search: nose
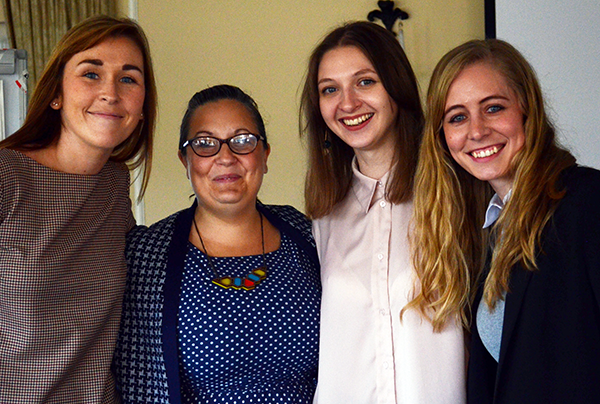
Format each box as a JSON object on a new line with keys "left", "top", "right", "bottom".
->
{"left": 100, "top": 80, "right": 119, "bottom": 104}
{"left": 214, "top": 141, "right": 237, "bottom": 165}
{"left": 339, "top": 88, "right": 361, "bottom": 112}
{"left": 469, "top": 114, "right": 490, "bottom": 140}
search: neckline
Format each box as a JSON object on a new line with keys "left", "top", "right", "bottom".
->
{"left": 5, "top": 148, "right": 111, "bottom": 177}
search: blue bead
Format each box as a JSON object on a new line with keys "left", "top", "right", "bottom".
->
{"left": 234, "top": 277, "right": 242, "bottom": 286}
{"left": 248, "top": 274, "right": 260, "bottom": 282}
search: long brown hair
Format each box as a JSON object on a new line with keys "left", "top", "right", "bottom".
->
{"left": 409, "top": 39, "right": 575, "bottom": 331}
{"left": 0, "top": 15, "right": 157, "bottom": 198}
{"left": 300, "top": 21, "right": 423, "bottom": 218}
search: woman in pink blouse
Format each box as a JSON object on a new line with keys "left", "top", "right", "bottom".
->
{"left": 300, "top": 21, "right": 466, "bottom": 403}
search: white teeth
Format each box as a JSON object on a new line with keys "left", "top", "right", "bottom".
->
{"left": 342, "top": 113, "right": 373, "bottom": 126}
{"left": 471, "top": 146, "right": 499, "bottom": 158}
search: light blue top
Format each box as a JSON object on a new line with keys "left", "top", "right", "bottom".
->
{"left": 477, "top": 191, "right": 511, "bottom": 362}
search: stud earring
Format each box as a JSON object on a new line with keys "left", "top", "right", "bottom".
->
{"left": 140, "top": 113, "right": 144, "bottom": 119}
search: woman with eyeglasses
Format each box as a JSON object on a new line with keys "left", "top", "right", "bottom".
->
{"left": 114, "top": 84, "right": 320, "bottom": 403}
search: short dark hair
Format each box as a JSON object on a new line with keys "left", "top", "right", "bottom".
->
{"left": 300, "top": 21, "right": 423, "bottom": 218}
{"left": 179, "top": 84, "right": 267, "bottom": 155}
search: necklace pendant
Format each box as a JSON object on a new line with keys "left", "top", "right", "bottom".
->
{"left": 211, "top": 266, "right": 268, "bottom": 291}
{"left": 212, "top": 277, "right": 234, "bottom": 289}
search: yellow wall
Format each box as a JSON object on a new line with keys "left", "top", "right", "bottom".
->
{"left": 120, "top": 0, "right": 484, "bottom": 224}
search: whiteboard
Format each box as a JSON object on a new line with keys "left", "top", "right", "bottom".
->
{"left": 489, "top": 0, "right": 600, "bottom": 169}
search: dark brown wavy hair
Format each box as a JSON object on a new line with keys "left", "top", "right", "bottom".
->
{"left": 300, "top": 21, "right": 423, "bottom": 218}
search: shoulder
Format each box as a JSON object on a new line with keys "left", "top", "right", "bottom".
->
{"left": 259, "top": 203, "right": 313, "bottom": 242}
{"left": 127, "top": 207, "right": 190, "bottom": 250}
{"left": 0, "top": 150, "right": 30, "bottom": 215}
{"left": 103, "top": 160, "right": 131, "bottom": 184}
{"left": 558, "top": 165, "right": 600, "bottom": 208}
{"left": 544, "top": 165, "right": 600, "bottom": 236}
{"left": 260, "top": 202, "right": 320, "bottom": 270}
{"left": 0, "top": 148, "right": 27, "bottom": 173}
{"left": 562, "top": 165, "right": 600, "bottom": 190}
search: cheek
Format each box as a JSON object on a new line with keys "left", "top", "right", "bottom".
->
{"left": 188, "top": 159, "right": 212, "bottom": 181}
{"left": 442, "top": 126, "right": 460, "bottom": 152}
{"left": 134, "top": 88, "right": 146, "bottom": 111}
{"left": 510, "top": 122, "right": 526, "bottom": 151}
{"left": 319, "top": 98, "right": 335, "bottom": 123}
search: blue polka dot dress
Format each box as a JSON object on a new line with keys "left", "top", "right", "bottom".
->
{"left": 178, "top": 232, "right": 320, "bottom": 403}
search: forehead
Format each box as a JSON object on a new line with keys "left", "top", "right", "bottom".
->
{"left": 318, "top": 45, "right": 375, "bottom": 79}
{"left": 445, "top": 61, "right": 514, "bottom": 104}
{"left": 189, "top": 99, "right": 258, "bottom": 136}
{"left": 65, "top": 36, "right": 144, "bottom": 69}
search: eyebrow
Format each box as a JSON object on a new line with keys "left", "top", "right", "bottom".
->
{"left": 444, "top": 94, "right": 510, "bottom": 116}
{"left": 194, "top": 128, "right": 255, "bottom": 137}
{"left": 77, "top": 59, "right": 143, "bottom": 74}
{"left": 317, "top": 68, "right": 378, "bottom": 86}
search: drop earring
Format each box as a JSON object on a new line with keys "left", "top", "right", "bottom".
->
{"left": 323, "top": 132, "right": 332, "bottom": 155}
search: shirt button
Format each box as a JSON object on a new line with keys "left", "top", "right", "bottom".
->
{"left": 379, "top": 201, "right": 386, "bottom": 208}
{"left": 377, "top": 253, "right": 384, "bottom": 260}
{"left": 380, "top": 309, "right": 387, "bottom": 316}
{"left": 383, "top": 361, "right": 389, "bottom": 369}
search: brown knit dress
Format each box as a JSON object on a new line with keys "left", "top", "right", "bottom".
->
{"left": 0, "top": 148, "right": 134, "bottom": 403}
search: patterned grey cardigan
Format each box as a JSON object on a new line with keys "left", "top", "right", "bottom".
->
{"left": 113, "top": 201, "right": 319, "bottom": 404}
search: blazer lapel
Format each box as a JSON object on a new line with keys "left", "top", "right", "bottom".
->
{"left": 161, "top": 201, "right": 197, "bottom": 404}
{"left": 494, "top": 266, "right": 533, "bottom": 395}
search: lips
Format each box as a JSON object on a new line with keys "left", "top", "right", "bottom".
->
{"left": 470, "top": 145, "right": 502, "bottom": 159}
{"left": 341, "top": 113, "right": 373, "bottom": 127}
{"left": 213, "top": 174, "right": 241, "bottom": 182}
{"left": 88, "top": 111, "right": 123, "bottom": 119}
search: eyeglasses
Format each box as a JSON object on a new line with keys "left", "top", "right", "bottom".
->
{"left": 182, "top": 133, "right": 265, "bottom": 157}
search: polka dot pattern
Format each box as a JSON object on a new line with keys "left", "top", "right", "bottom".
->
{"left": 114, "top": 204, "right": 320, "bottom": 403}
{"left": 178, "top": 231, "right": 320, "bottom": 403}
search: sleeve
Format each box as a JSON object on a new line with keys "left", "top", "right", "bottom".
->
{"left": 560, "top": 167, "right": 600, "bottom": 312}
{"left": 580, "top": 173, "right": 600, "bottom": 310}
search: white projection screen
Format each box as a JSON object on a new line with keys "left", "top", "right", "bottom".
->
{"left": 487, "top": 0, "right": 600, "bottom": 169}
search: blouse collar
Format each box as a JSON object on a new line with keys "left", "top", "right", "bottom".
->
{"left": 483, "top": 189, "right": 512, "bottom": 229}
{"left": 350, "top": 156, "right": 391, "bottom": 213}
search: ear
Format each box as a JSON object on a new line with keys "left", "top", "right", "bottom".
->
{"left": 178, "top": 150, "right": 190, "bottom": 179}
{"left": 262, "top": 143, "right": 271, "bottom": 174}
{"left": 50, "top": 95, "right": 62, "bottom": 110}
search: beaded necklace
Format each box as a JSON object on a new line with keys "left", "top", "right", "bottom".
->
{"left": 192, "top": 212, "right": 267, "bottom": 290}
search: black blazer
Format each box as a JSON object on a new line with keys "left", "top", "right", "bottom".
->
{"left": 468, "top": 166, "right": 600, "bottom": 404}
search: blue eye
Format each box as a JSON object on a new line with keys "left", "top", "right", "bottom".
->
{"left": 121, "top": 76, "right": 136, "bottom": 84}
{"left": 487, "top": 105, "right": 504, "bottom": 113}
{"left": 84, "top": 72, "right": 99, "bottom": 79}
{"left": 359, "top": 78, "right": 375, "bottom": 86}
{"left": 321, "top": 87, "right": 337, "bottom": 95}
{"left": 449, "top": 114, "right": 466, "bottom": 124}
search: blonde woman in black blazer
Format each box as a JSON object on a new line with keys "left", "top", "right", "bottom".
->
{"left": 410, "top": 39, "right": 600, "bottom": 404}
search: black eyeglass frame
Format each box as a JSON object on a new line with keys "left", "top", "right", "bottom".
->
{"left": 181, "top": 133, "right": 267, "bottom": 157}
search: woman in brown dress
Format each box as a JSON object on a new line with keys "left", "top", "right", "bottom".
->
{"left": 0, "top": 16, "right": 156, "bottom": 403}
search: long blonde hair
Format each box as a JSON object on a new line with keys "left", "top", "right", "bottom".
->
{"left": 408, "top": 39, "right": 575, "bottom": 331}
